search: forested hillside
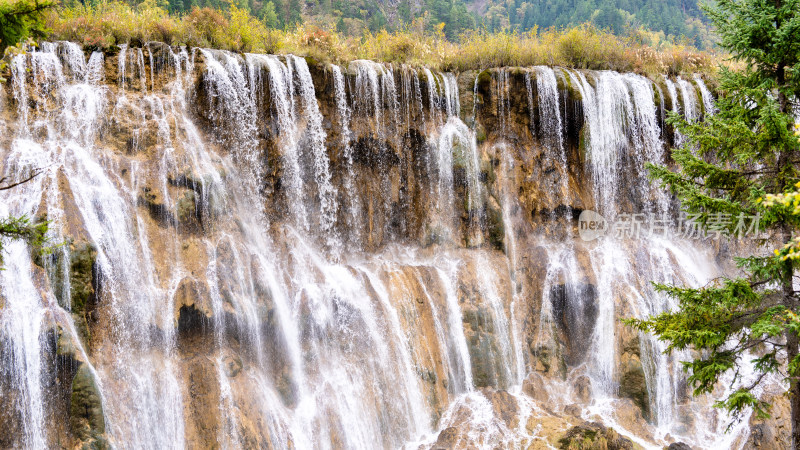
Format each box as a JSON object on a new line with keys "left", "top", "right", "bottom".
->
{"left": 470, "top": 0, "right": 712, "bottom": 46}
{"left": 56, "top": 0, "right": 713, "bottom": 48}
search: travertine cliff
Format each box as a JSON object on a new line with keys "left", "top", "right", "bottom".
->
{"left": 0, "top": 41, "right": 785, "bottom": 449}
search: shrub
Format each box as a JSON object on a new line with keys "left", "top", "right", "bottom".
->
{"left": 554, "top": 25, "right": 628, "bottom": 70}
{"left": 184, "top": 7, "right": 229, "bottom": 49}
{"left": 227, "top": 5, "right": 266, "bottom": 52}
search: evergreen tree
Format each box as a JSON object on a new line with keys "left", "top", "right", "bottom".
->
{"left": 594, "top": 1, "right": 624, "bottom": 33}
{"left": 398, "top": 0, "right": 412, "bottom": 24}
{"left": 628, "top": 0, "right": 800, "bottom": 442}
{"left": 286, "top": 0, "right": 302, "bottom": 26}
{"left": 258, "top": 0, "right": 278, "bottom": 27}
{"left": 167, "top": 0, "right": 185, "bottom": 14}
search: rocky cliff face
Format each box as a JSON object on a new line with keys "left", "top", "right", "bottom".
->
{"left": 0, "top": 41, "right": 786, "bottom": 449}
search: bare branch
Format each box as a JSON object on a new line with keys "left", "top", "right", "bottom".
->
{"left": 0, "top": 168, "right": 44, "bottom": 191}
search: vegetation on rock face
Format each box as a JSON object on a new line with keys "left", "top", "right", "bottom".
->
{"left": 34, "top": 0, "right": 717, "bottom": 76}
{"left": 0, "top": 171, "right": 49, "bottom": 267}
{"left": 0, "top": 215, "right": 48, "bottom": 263}
{"left": 44, "top": 239, "right": 98, "bottom": 345}
{"left": 628, "top": 0, "right": 800, "bottom": 443}
{"left": 70, "top": 364, "right": 108, "bottom": 448}
{"left": 558, "top": 422, "right": 634, "bottom": 450}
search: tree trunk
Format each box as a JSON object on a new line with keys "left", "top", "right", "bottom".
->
{"left": 788, "top": 330, "right": 800, "bottom": 449}
{"left": 775, "top": 20, "right": 799, "bottom": 441}
{"left": 783, "top": 257, "right": 799, "bottom": 448}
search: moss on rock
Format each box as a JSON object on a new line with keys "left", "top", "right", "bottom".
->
{"left": 485, "top": 197, "right": 505, "bottom": 251}
{"left": 68, "top": 242, "right": 97, "bottom": 316}
{"left": 619, "top": 336, "right": 651, "bottom": 421}
{"left": 558, "top": 422, "right": 634, "bottom": 450}
{"left": 42, "top": 240, "right": 98, "bottom": 346}
{"left": 70, "top": 365, "right": 108, "bottom": 449}
{"left": 177, "top": 190, "right": 200, "bottom": 231}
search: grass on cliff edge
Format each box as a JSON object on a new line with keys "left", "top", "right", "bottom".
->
{"left": 43, "top": 1, "right": 717, "bottom": 77}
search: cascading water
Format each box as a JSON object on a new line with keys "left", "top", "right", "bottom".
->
{"left": 622, "top": 73, "right": 671, "bottom": 214}
{"left": 437, "top": 117, "right": 482, "bottom": 239}
{"left": 694, "top": 75, "right": 716, "bottom": 117}
{"left": 663, "top": 76, "right": 685, "bottom": 146}
{"left": 533, "top": 66, "right": 564, "bottom": 156}
{"left": 3, "top": 43, "right": 189, "bottom": 448}
{"left": 0, "top": 142, "right": 50, "bottom": 450}
{"left": 331, "top": 65, "right": 361, "bottom": 245}
{"left": 491, "top": 70, "right": 527, "bottom": 390}
{"left": 677, "top": 76, "right": 699, "bottom": 123}
{"left": 0, "top": 43, "right": 769, "bottom": 450}
{"left": 288, "top": 55, "right": 339, "bottom": 254}
{"left": 260, "top": 54, "right": 307, "bottom": 230}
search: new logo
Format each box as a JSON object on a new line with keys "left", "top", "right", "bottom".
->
{"left": 578, "top": 210, "right": 607, "bottom": 241}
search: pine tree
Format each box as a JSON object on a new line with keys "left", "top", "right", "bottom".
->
{"left": 286, "top": 0, "right": 302, "bottom": 26}
{"left": 258, "top": 0, "right": 278, "bottom": 27}
{"left": 627, "top": 0, "right": 800, "bottom": 442}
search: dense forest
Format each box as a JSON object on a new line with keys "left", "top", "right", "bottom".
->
{"left": 54, "top": 0, "right": 713, "bottom": 48}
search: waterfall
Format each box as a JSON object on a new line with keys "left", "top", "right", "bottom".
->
{"left": 352, "top": 60, "right": 383, "bottom": 128}
{"left": 435, "top": 116, "right": 479, "bottom": 237}
{"left": 422, "top": 68, "right": 441, "bottom": 124}
{"left": 533, "top": 66, "right": 565, "bottom": 156}
{"left": 382, "top": 64, "right": 402, "bottom": 145}
{"left": 677, "top": 76, "right": 699, "bottom": 122}
{"left": 5, "top": 43, "right": 189, "bottom": 448}
{"left": 622, "top": 73, "right": 670, "bottom": 214}
{"left": 118, "top": 44, "right": 128, "bottom": 90}
{"left": 331, "top": 65, "right": 361, "bottom": 244}
{"left": 435, "top": 261, "right": 474, "bottom": 392}
{"left": 288, "top": 55, "right": 339, "bottom": 254}
{"left": 1, "top": 44, "right": 765, "bottom": 450}
{"left": 564, "top": 70, "right": 616, "bottom": 215}
{"left": 438, "top": 117, "right": 482, "bottom": 227}
{"left": 623, "top": 74, "right": 662, "bottom": 157}
{"left": 663, "top": 76, "right": 684, "bottom": 145}
{"left": 694, "top": 75, "right": 716, "bottom": 117}
{"left": 525, "top": 72, "right": 537, "bottom": 138}
{"left": 412, "top": 68, "right": 426, "bottom": 125}
{"left": 440, "top": 72, "right": 459, "bottom": 118}
{"left": 198, "top": 52, "right": 309, "bottom": 446}
{"left": 0, "top": 149, "right": 49, "bottom": 449}
{"left": 435, "top": 121, "right": 456, "bottom": 234}
{"left": 491, "top": 69, "right": 526, "bottom": 389}
{"left": 546, "top": 68, "right": 752, "bottom": 445}
{"left": 262, "top": 54, "right": 307, "bottom": 229}
{"left": 529, "top": 66, "right": 572, "bottom": 218}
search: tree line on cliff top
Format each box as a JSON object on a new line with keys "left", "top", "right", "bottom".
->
{"left": 160, "top": 0, "right": 713, "bottom": 48}
{"left": 2, "top": 0, "right": 713, "bottom": 50}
